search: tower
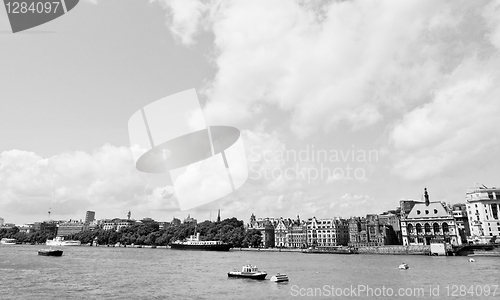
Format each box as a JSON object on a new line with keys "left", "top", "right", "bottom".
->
{"left": 424, "top": 188, "right": 430, "bottom": 206}
{"left": 127, "top": 211, "right": 131, "bottom": 220}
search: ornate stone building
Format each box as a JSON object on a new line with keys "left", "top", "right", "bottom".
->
{"left": 306, "top": 217, "right": 349, "bottom": 247}
{"left": 400, "top": 188, "right": 460, "bottom": 246}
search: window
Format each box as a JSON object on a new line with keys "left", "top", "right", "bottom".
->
{"left": 407, "top": 224, "right": 414, "bottom": 234}
{"left": 425, "top": 210, "right": 429, "bottom": 214}
{"left": 425, "top": 223, "right": 431, "bottom": 233}
{"left": 442, "top": 223, "right": 449, "bottom": 233}
{"left": 417, "top": 210, "right": 421, "bottom": 215}
{"left": 416, "top": 224, "right": 422, "bottom": 233}
{"left": 433, "top": 223, "right": 440, "bottom": 233}
{"left": 434, "top": 209, "right": 438, "bottom": 214}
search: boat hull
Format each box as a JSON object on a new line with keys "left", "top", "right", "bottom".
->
{"left": 38, "top": 249, "right": 63, "bottom": 257}
{"left": 170, "top": 243, "right": 231, "bottom": 251}
{"left": 227, "top": 273, "right": 267, "bottom": 280}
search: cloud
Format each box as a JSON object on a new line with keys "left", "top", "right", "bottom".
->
{"left": 0, "top": 144, "right": 177, "bottom": 220}
{"left": 390, "top": 56, "right": 500, "bottom": 180}
{"left": 153, "top": 0, "right": 208, "bottom": 45}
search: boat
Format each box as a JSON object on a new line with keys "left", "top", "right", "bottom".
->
{"left": 38, "top": 249, "right": 63, "bottom": 257}
{"left": 469, "top": 258, "right": 475, "bottom": 262}
{"left": 398, "top": 263, "right": 409, "bottom": 269}
{"left": 170, "top": 233, "right": 231, "bottom": 251}
{"left": 302, "top": 246, "right": 356, "bottom": 254}
{"left": 270, "top": 273, "right": 289, "bottom": 282}
{"left": 46, "top": 236, "right": 81, "bottom": 246}
{"left": 0, "top": 238, "right": 17, "bottom": 245}
{"left": 228, "top": 265, "right": 267, "bottom": 280}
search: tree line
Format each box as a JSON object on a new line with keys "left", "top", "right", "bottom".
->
{"left": 1, "top": 218, "right": 262, "bottom": 248}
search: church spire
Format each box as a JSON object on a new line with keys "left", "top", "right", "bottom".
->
{"left": 217, "top": 209, "right": 221, "bottom": 223}
{"left": 424, "top": 188, "right": 430, "bottom": 206}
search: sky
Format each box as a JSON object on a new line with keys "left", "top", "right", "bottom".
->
{"left": 1, "top": 0, "right": 500, "bottom": 225}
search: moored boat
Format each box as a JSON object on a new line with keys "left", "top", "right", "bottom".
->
{"left": 46, "top": 236, "right": 81, "bottom": 246}
{"left": 0, "top": 238, "right": 17, "bottom": 245}
{"left": 38, "top": 249, "right": 63, "bottom": 256}
{"left": 170, "top": 233, "right": 231, "bottom": 251}
{"left": 228, "top": 265, "right": 267, "bottom": 280}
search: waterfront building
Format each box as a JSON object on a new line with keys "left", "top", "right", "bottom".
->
{"left": 465, "top": 185, "right": 500, "bottom": 244}
{"left": 400, "top": 188, "right": 460, "bottom": 246}
{"left": 247, "top": 214, "right": 275, "bottom": 248}
{"left": 34, "top": 221, "right": 58, "bottom": 236}
{"left": 85, "top": 211, "right": 95, "bottom": 224}
{"left": 57, "top": 220, "right": 85, "bottom": 237}
{"left": 306, "top": 217, "right": 349, "bottom": 248}
{"left": 349, "top": 215, "right": 399, "bottom": 247}
{"left": 102, "top": 218, "right": 135, "bottom": 231}
{"left": 451, "top": 203, "right": 470, "bottom": 243}
{"left": 286, "top": 216, "right": 307, "bottom": 248}
{"left": 274, "top": 217, "right": 290, "bottom": 247}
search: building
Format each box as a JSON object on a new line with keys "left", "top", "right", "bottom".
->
{"left": 400, "top": 188, "right": 460, "bottom": 246}
{"left": 274, "top": 217, "right": 289, "bottom": 247}
{"left": 57, "top": 220, "right": 85, "bottom": 237}
{"left": 306, "top": 217, "right": 349, "bottom": 248}
{"left": 451, "top": 203, "right": 470, "bottom": 244}
{"left": 247, "top": 214, "right": 275, "bottom": 248}
{"left": 466, "top": 185, "right": 500, "bottom": 244}
{"left": 286, "top": 216, "right": 307, "bottom": 248}
{"left": 349, "top": 215, "right": 400, "bottom": 247}
{"left": 18, "top": 223, "right": 34, "bottom": 234}
{"left": 171, "top": 217, "right": 181, "bottom": 226}
{"left": 102, "top": 218, "right": 134, "bottom": 231}
{"left": 183, "top": 215, "right": 197, "bottom": 225}
{"left": 85, "top": 211, "right": 95, "bottom": 224}
{"left": 34, "top": 221, "right": 58, "bottom": 236}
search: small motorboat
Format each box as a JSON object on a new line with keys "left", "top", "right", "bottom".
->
{"left": 398, "top": 263, "right": 409, "bottom": 269}
{"left": 38, "top": 249, "right": 63, "bottom": 257}
{"left": 469, "top": 258, "right": 475, "bottom": 262}
{"left": 228, "top": 265, "right": 267, "bottom": 280}
{"left": 270, "top": 273, "right": 289, "bottom": 282}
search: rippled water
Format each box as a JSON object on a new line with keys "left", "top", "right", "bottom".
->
{"left": 0, "top": 245, "right": 499, "bottom": 299}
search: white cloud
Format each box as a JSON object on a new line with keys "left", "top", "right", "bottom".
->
{"left": 153, "top": 0, "right": 208, "bottom": 45}
{"left": 390, "top": 57, "right": 500, "bottom": 180}
{"left": 0, "top": 144, "right": 177, "bottom": 220}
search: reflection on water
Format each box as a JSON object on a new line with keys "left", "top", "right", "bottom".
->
{"left": 0, "top": 245, "right": 499, "bottom": 299}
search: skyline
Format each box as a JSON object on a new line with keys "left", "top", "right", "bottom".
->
{"left": 1, "top": 1, "right": 500, "bottom": 224}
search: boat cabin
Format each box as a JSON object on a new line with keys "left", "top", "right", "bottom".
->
{"left": 242, "top": 265, "right": 259, "bottom": 273}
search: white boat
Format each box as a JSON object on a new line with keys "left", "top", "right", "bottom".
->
{"left": 46, "top": 237, "right": 81, "bottom": 246}
{"left": 0, "top": 238, "right": 17, "bottom": 245}
{"left": 398, "top": 263, "right": 409, "bottom": 269}
{"left": 270, "top": 273, "right": 289, "bottom": 282}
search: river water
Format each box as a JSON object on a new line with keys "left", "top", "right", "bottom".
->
{"left": 0, "top": 245, "right": 499, "bottom": 299}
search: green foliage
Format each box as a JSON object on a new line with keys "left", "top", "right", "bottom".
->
{"left": 60, "top": 218, "right": 256, "bottom": 247}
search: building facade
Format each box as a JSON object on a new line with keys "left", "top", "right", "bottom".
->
{"left": 57, "top": 220, "right": 85, "bottom": 237}
{"left": 400, "top": 189, "right": 460, "bottom": 246}
{"left": 85, "top": 211, "right": 95, "bottom": 224}
{"left": 248, "top": 214, "right": 275, "bottom": 248}
{"left": 306, "top": 217, "right": 349, "bottom": 247}
{"left": 466, "top": 185, "right": 500, "bottom": 243}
